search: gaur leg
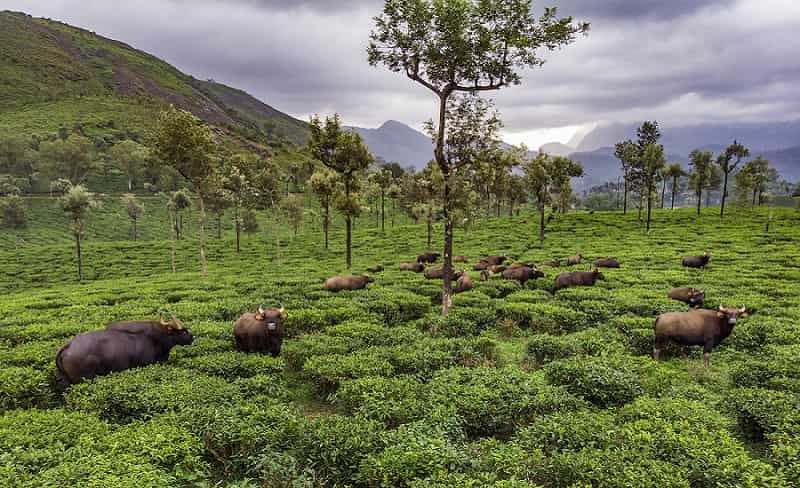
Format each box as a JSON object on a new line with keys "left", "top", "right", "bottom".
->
{"left": 703, "top": 341, "right": 713, "bottom": 367}
{"left": 653, "top": 336, "right": 666, "bottom": 361}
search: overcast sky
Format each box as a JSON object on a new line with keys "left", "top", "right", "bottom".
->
{"left": 4, "top": 0, "right": 800, "bottom": 148}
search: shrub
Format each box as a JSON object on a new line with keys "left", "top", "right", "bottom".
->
{"left": 357, "top": 421, "right": 464, "bottom": 488}
{"left": 303, "top": 351, "right": 395, "bottom": 393}
{"left": 334, "top": 376, "right": 428, "bottom": 427}
{"left": 527, "top": 327, "right": 625, "bottom": 364}
{"left": 418, "top": 306, "right": 497, "bottom": 337}
{"left": 0, "top": 366, "right": 55, "bottom": 412}
{"left": 543, "top": 357, "right": 643, "bottom": 407}
{"left": 497, "top": 302, "right": 591, "bottom": 334}
{"left": 302, "top": 415, "right": 385, "bottom": 485}
{"left": 65, "top": 365, "right": 244, "bottom": 422}
{"left": 0, "top": 195, "right": 28, "bottom": 228}
{"left": 177, "top": 351, "right": 285, "bottom": 379}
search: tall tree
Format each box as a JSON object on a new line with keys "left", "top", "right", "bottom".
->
{"left": 121, "top": 194, "right": 144, "bottom": 241}
{"left": 39, "top": 135, "right": 100, "bottom": 185}
{"left": 308, "top": 115, "right": 373, "bottom": 269}
{"left": 665, "top": 163, "right": 686, "bottom": 210}
{"left": 369, "top": 0, "right": 587, "bottom": 315}
{"left": 370, "top": 168, "right": 393, "bottom": 232}
{"left": 689, "top": 150, "right": 713, "bottom": 215}
{"left": 61, "top": 185, "right": 96, "bottom": 281}
{"left": 388, "top": 183, "right": 401, "bottom": 227}
{"left": 524, "top": 153, "right": 552, "bottom": 246}
{"left": 309, "top": 168, "right": 338, "bottom": 249}
{"left": 635, "top": 144, "right": 666, "bottom": 232}
{"left": 152, "top": 107, "right": 217, "bottom": 278}
{"left": 108, "top": 140, "right": 149, "bottom": 191}
{"left": 283, "top": 194, "right": 304, "bottom": 237}
{"left": 221, "top": 154, "right": 260, "bottom": 253}
{"left": 167, "top": 189, "right": 192, "bottom": 241}
{"left": 614, "top": 140, "right": 638, "bottom": 214}
{"left": 716, "top": 140, "right": 750, "bottom": 219}
{"left": 548, "top": 154, "right": 584, "bottom": 215}
{"left": 0, "top": 136, "right": 35, "bottom": 183}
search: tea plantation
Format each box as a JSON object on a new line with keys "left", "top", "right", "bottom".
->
{"left": 1, "top": 207, "right": 799, "bottom": 487}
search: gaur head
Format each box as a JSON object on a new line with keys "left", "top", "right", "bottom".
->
{"left": 688, "top": 289, "right": 706, "bottom": 305}
{"left": 365, "top": 275, "right": 376, "bottom": 284}
{"left": 593, "top": 269, "right": 605, "bottom": 280}
{"left": 256, "top": 305, "right": 287, "bottom": 333}
{"left": 717, "top": 305, "right": 748, "bottom": 326}
{"left": 158, "top": 315, "right": 194, "bottom": 345}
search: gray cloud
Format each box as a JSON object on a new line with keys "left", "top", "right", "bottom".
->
{"left": 4, "top": 0, "right": 800, "bottom": 144}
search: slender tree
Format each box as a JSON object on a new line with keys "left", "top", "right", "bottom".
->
{"left": 283, "top": 193, "right": 304, "bottom": 237}
{"left": 387, "top": 183, "right": 401, "bottom": 227}
{"left": 370, "top": 168, "right": 393, "bottom": 232}
{"left": 121, "top": 194, "right": 144, "bottom": 241}
{"left": 309, "top": 168, "right": 338, "bottom": 249}
{"left": 152, "top": 107, "right": 217, "bottom": 278}
{"left": 61, "top": 185, "right": 96, "bottom": 281}
{"left": 716, "top": 140, "right": 750, "bottom": 219}
{"left": 369, "top": 0, "right": 587, "bottom": 315}
{"left": 308, "top": 115, "right": 373, "bottom": 269}
{"left": 221, "top": 154, "right": 260, "bottom": 252}
{"left": 665, "top": 163, "right": 686, "bottom": 210}
{"left": 108, "top": 140, "right": 149, "bottom": 192}
{"left": 167, "top": 189, "right": 192, "bottom": 240}
{"left": 689, "top": 150, "right": 714, "bottom": 215}
{"left": 635, "top": 144, "right": 666, "bottom": 232}
{"left": 524, "top": 153, "right": 551, "bottom": 246}
{"left": 39, "top": 135, "right": 100, "bottom": 186}
{"left": 614, "top": 140, "right": 638, "bottom": 214}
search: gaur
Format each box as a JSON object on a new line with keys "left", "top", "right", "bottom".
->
{"left": 682, "top": 252, "right": 711, "bottom": 268}
{"left": 479, "top": 270, "right": 491, "bottom": 282}
{"left": 474, "top": 260, "right": 490, "bottom": 271}
{"left": 668, "top": 287, "right": 706, "bottom": 308}
{"left": 56, "top": 316, "right": 193, "bottom": 385}
{"left": 367, "top": 265, "right": 385, "bottom": 273}
{"left": 234, "top": 306, "right": 286, "bottom": 356}
{"left": 502, "top": 266, "right": 545, "bottom": 285}
{"left": 594, "top": 258, "right": 620, "bottom": 268}
{"left": 489, "top": 265, "right": 507, "bottom": 274}
{"left": 454, "top": 256, "right": 469, "bottom": 263}
{"left": 324, "top": 275, "right": 375, "bottom": 292}
{"left": 509, "top": 262, "right": 535, "bottom": 270}
{"left": 554, "top": 269, "right": 604, "bottom": 292}
{"left": 454, "top": 273, "right": 473, "bottom": 293}
{"left": 424, "top": 267, "right": 464, "bottom": 280}
{"left": 417, "top": 252, "right": 441, "bottom": 264}
{"left": 400, "top": 262, "right": 425, "bottom": 272}
{"left": 543, "top": 260, "right": 561, "bottom": 267}
{"left": 653, "top": 306, "right": 748, "bottom": 367}
{"left": 567, "top": 254, "right": 583, "bottom": 266}
{"left": 482, "top": 255, "right": 506, "bottom": 266}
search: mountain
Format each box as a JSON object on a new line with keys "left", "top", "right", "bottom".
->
{"left": 539, "top": 142, "right": 574, "bottom": 157}
{"left": 570, "top": 147, "right": 689, "bottom": 191}
{"left": 760, "top": 146, "right": 800, "bottom": 182}
{"left": 0, "top": 10, "right": 308, "bottom": 147}
{"left": 350, "top": 120, "right": 434, "bottom": 169}
{"left": 577, "top": 120, "right": 800, "bottom": 155}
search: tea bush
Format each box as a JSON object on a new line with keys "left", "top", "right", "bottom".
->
{"left": 1, "top": 208, "right": 798, "bottom": 485}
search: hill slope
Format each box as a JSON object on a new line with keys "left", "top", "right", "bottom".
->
{"left": 0, "top": 10, "right": 308, "bottom": 145}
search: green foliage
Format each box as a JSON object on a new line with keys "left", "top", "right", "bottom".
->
{"left": 0, "top": 195, "right": 28, "bottom": 228}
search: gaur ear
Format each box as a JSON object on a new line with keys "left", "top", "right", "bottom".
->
{"left": 719, "top": 305, "right": 725, "bottom": 312}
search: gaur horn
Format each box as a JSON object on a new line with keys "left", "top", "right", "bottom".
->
{"left": 170, "top": 313, "right": 184, "bottom": 330}
{"left": 739, "top": 306, "right": 747, "bottom": 313}
{"left": 719, "top": 305, "right": 725, "bottom": 311}
{"left": 278, "top": 303, "right": 287, "bottom": 319}
{"left": 258, "top": 306, "right": 265, "bottom": 315}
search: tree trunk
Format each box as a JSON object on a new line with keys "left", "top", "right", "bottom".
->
{"left": 720, "top": 171, "right": 729, "bottom": 219}
{"left": 235, "top": 206, "right": 241, "bottom": 253}
{"left": 671, "top": 177, "right": 678, "bottom": 210}
{"left": 381, "top": 189, "right": 385, "bottom": 233}
{"left": 275, "top": 205, "right": 282, "bottom": 266}
{"left": 345, "top": 182, "right": 352, "bottom": 269}
{"left": 323, "top": 196, "right": 330, "bottom": 250}
{"left": 752, "top": 188, "right": 758, "bottom": 207}
{"left": 198, "top": 193, "right": 208, "bottom": 278}
{"left": 696, "top": 189, "right": 702, "bottom": 215}
{"left": 441, "top": 173, "right": 453, "bottom": 317}
{"left": 216, "top": 214, "right": 222, "bottom": 240}
{"left": 75, "top": 233, "right": 83, "bottom": 282}
{"left": 128, "top": 178, "right": 134, "bottom": 192}
{"left": 623, "top": 174, "right": 629, "bottom": 215}
{"left": 539, "top": 204, "right": 545, "bottom": 247}
{"left": 426, "top": 209, "right": 432, "bottom": 251}
{"left": 435, "top": 91, "right": 453, "bottom": 316}
{"left": 646, "top": 184, "right": 653, "bottom": 232}
{"left": 660, "top": 177, "right": 667, "bottom": 209}
{"left": 132, "top": 217, "right": 137, "bottom": 242}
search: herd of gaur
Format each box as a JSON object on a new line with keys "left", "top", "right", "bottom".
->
{"left": 56, "top": 250, "right": 745, "bottom": 384}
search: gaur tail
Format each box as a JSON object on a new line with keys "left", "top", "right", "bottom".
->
{"left": 55, "top": 344, "right": 71, "bottom": 388}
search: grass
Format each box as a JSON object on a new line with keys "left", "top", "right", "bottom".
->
{"left": 0, "top": 205, "right": 799, "bottom": 486}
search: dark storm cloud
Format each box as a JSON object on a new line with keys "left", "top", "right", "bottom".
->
{"left": 4, "top": 0, "right": 800, "bottom": 142}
